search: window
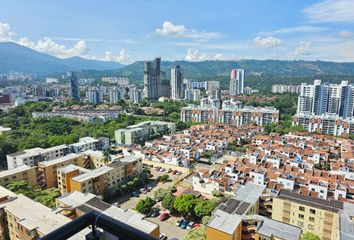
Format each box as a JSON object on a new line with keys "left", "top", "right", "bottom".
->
{"left": 298, "top": 221, "right": 304, "bottom": 227}
{"left": 310, "top": 209, "right": 316, "bottom": 214}
{"left": 299, "top": 206, "right": 305, "bottom": 211}
{"left": 299, "top": 214, "right": 304, "bottom": 219}
{"left": 308, "top": 224, "right": 314, "bottom": 230}
{"left": 309, "top": 217, "right": 315, "bottom": 222}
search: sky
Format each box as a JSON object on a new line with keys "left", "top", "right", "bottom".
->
{"left": 0, "top": 0, "right": 354, "bottom": 64}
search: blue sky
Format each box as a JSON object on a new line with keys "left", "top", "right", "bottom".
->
{"left": 0, "top": 0, "right": 354, "bottom": 63}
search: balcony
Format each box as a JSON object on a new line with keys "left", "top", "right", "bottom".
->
{"left": 39, "top": 210, "right": 157, "bottom": 240}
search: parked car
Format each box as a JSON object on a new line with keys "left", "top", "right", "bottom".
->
{"left": 180, "top": 220, "right": 189, "bottom": 229}
{"left": 176, "top": 171, "right": 182, "bottom": 175}
{"left": 150, "top": 208, "right": 160, "bottom": 218}
{"left": 187, "top": 221, "right": 194, "bottom": 230}
{"left": 167, "top": 168, "right": 172, "bottom": 173}
{"left": 139, "top": 188, "right": 145, "bottom": 193}
{"left": 159, "top": 213, "right": 170, "bottom": 221}
{"left": 160, "top": 168, "right": 166, "bottom": 172}
{"left": 172, "top": 170, "right": 177, "bottom": 175}
{"left": 131, "top": 191, "right": 139, "bottom": 197}
{"left": 192, "top": 223, "right": 201, "bottom": 228}
{"left": 159, "top": 233, "right": 168, "bottom": 240}
{"left": 176, "top": 219, "right": 182, "bottom": 227}
{"left": 156, "top": 176, "right": 161, "bottom": 181}
{"left": 146, "top": 185, "right": 152, "bottom": 191}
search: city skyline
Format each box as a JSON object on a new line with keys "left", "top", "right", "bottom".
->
{"left": 0, "top": 0, "right": 354, "bottom": 63}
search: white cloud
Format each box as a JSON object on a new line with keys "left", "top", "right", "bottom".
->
{"left": 156, "top": 21, "right": 221, "bottom": 41}
{"left": 254, "top": 36, "right": 282, "bottom": 48}
{"left": 0, "top": 22, "right": 15, "bottom": 42}
{"left": 185, "top": 48, "right": 208, "bottom": 61}
{"left": 291, "top": 41, "right": 312, "bottom": 57}
{"left": 214, "top": 53, "right": 239, "bottom": 61}
{"left": 304, "top": 0, "right": 354, "bottom": 23}
{"left": 105, "top": 49, "right": 131, "bottom": 64}
{"left": 259, "top": 25, "right": 326, "bottom": 36}
{"left": 337, "top": 30, "right": 353, "bottom": 39}
{"left": 17, "top": 37, "right": 88, "bottom": 58}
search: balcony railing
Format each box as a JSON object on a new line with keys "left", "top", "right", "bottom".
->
{"left": 39, "top": 210, "right": 157, "bottom": 240}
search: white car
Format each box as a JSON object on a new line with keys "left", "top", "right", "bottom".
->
{"left": 186, "top": 221, "right": 194, "bottom": 230}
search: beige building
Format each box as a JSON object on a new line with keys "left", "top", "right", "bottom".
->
{"left": 0, "top": 165, "right": 37, "bottom": 187}
{"left": 272, "top": 189, "right": 342, "bottom": 240}
{"left": 115, "top": 121, "right": 176, "bottom": 145}
{"left": 0, "top": 194, "right": 88, "bottom": 240}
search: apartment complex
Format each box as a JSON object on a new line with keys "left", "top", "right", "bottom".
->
{"left": 272, "top": 189, "right": 342, "bottom": 240}
{"left": 115, "top": 121, "right": 176, "bottom": 145}
{"left": 271, "top": 84, "right": 300, "bottom": 94}
{"left": 7, "top": 145, "right": 69, "bottom": 169}
{"left": 0, "top": 165, "right": 37, "bottom": 187}
{"left": 69, "top": 136, "right": 109, "bottom": 153}
{"left": 37, "top": 153, "right": 85, "bottom": 189}
{"left": 229, "top": 69, "right": 244, "bottom": 96}
{"left": 297, "top": 80, "right": 354, "bottom": 118}
{"left": 101, "top": 77, "right": 129, "bottom": 85}
{"left": 293, "top": 113, "right": 354, "bottom": 136}
{"left": 181, "top": 100, "right": 279, "bottom": 126}
{"left": 0, "top": 193, "right": 88, "bottom": 240}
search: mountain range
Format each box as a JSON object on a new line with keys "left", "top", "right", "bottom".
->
{"left": 0, "top": 42, "right": 123, "bottom": 75}
{"left": 1, "top": 42, "right": 354, "bottom": 82}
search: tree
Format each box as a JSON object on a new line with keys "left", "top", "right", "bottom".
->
{"left": 194, "top": 200, "right": 218, "bottom": 218}
{"left": 160, "top": 174, "right": 169, "bottom": 182}
{"left": 154, "top": 188, "right": 169, "bottom": 201}
{"left": 301, "top": 232, "right": 320, "bottom": 240}
{"left": 103, "top": 150, "right": 112, "bottom": 163}
{"left": 211, "top": 189, "right": 221, "bottom": 197}
{"left": 173, "top": 194, "right": 198, "bottom": 215}
{"left": 34, "top": 188, "right": 61, "bottom": 208}
{"left": 184, "top": 226, "right": 206, "bottom": 240}
{"left": 162, "top": 193, "right": 175, "bottom": 211}
{"left": 136, "top": 197, "right": 154, "bottom": 214}
{"left": 201, "top": 216, "right": 211, "bottom": 225}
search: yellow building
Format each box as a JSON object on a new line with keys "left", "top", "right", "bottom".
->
{"left": 206, "top": 209, "right": 242, "bottom": 240}
{"left": 37, "top": 153, "right": 85, "bottom": 188}
{"left": 68, "top": 161, "right": 125, "bottom": 196}
{"left": 272, "top": 189, "right": 342, "bottom": 240}
{"left": 0, "top": 165, "right": 37, "bottom": 187}
{"left": 57, "top": 165, "right": 90, "bottom": 195}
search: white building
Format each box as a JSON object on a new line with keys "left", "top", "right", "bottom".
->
{"left": 229, "top": 69, "right": 244, "bottom": 95}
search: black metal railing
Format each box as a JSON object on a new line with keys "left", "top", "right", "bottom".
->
{"left": 39, "top": 210, "right": 157, "bottom": 240}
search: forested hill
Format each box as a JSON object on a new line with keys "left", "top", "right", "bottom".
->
{"left": 83, "top": 59, "right": 354, "bottom": 81}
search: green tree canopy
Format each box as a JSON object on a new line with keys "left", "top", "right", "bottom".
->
{"left": 184, "top": 226, "right": 206, "bottom": 240}
{"left": 194, "top": 200, "right": 218, "bottom": 218}
{"left": 173, "top": 194, "right": 198, "bottom": 215}
{"left": 136, "top": 197, "right": 154, "bottom": 214}
{"left": 162, "top": 193, "right": 175, "bottom": 211}
{"left": 301, "top": 232, "right": 320, "bottom": 240}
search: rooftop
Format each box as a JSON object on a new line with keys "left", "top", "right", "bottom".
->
{"left": 234, "top": 182, "right": 266, "bottom": 205}
{"left": 278, "top": 189, "right": 343, "bottom": 213}
{"left": 207, "top": 209, "right": 242, "bottom": 235}
{"left": 340, "top": 202, "right": 354, "bottom": 240}
{"left": 71, "top": 166, "right": 112, "bottom": 182}
{"left": 56, "top": 191, "right": 96, "bottom": 208}
{"left": 255, "top": 216, "right": 302, "bottom": 240}
{"left": 39, "top": 153, "right": 81, "bottom": 167}
{"left": 0, "top": 165, "right": 33, "bottom": 178}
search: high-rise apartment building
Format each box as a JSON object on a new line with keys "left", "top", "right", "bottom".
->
{"left": 68, "top": 72, "right": 80, "bottom": 101}
{"left": 108, "top": 87, "right": 121, "bottom": 103}
{"left": 143, "top": 57, "right": 161, "bottom": 99}
{"left": 297, "top": 80, "right": 354, "bottom": 118}
{"left": 229, "top": 69, "right": 244, "bottom": 95}
{"left": 171, "top": 66, "right": 183, "bottom": 100}
{"left": 87, "top": 88, "right": 102, "bottom": 105}
{"left": 207, "top": 81, "right": 221, "bottom": 99}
